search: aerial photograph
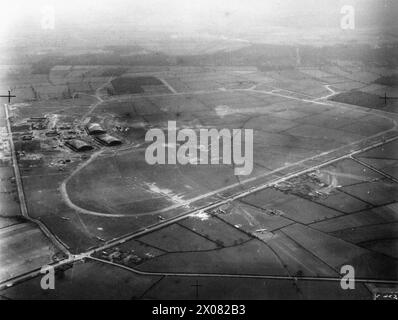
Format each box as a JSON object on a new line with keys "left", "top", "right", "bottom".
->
{"left": 0, "top": 0, "right": 397, "bottom": 302}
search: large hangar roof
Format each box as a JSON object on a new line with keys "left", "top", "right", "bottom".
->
{"left": 86, "top": 123, "right": 106, "bottom": 135}
{"left": 65, "top": 139, "right": 94, "bottom": 152}
{"left": 95, "top": 134, "right": 122, "bottom": 146}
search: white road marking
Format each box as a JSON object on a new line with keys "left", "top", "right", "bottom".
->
{"left": 159, "top": 78, "right": 178, "bottom": 94}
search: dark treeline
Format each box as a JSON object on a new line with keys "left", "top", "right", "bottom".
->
{"left": 30, "top": 43, "right": 398, "bottom": 74}
{"left": 31, "top": 52, "right": 172, "bottom": 74}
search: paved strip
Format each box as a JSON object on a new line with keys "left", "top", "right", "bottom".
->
{"left": 159, "top": 78, "right": 178, "bottom": 94}
{"left": 3, "top": 104, "right": 28, "bottom": 217}
{"left": 89, "top": 256, "right": 398, "bottom": 285}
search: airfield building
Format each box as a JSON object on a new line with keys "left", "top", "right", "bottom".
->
{"left": 85, "top": 123, "right": 106, "bottom": 135}
{"left": 95, "top": 134, "right": 122, "bottom": 147}
{"left": 65, "top": 139, "right": 94, "bottom": 152}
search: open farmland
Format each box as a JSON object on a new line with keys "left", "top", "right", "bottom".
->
{"left": 1, "top": 52, "right": 398, "bottom": 300}
{"left": 110, "top": 76, "right": 168, "bottom": 95}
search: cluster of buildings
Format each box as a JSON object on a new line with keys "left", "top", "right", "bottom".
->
{"left": 98, "top": 247, "right": 145, "bottom": 266}
{"left": 12, "top": 115, "right": 123, "bottom": 156}
{"left": 12, "top": 117, "right": 48, "bottom": 142}
{"left": 62, "top": 122, "right": 122, "bottom": 152}
{"left": 274, "top": 172, "right": 334, "bottom": 201}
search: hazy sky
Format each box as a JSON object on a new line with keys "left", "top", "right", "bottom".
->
{"left": 0, "top": 0, "right": 395, "bottom": 43}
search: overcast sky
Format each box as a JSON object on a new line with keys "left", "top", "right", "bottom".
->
{"left": 0, "top": 0, "right": 395, "bottom": 43}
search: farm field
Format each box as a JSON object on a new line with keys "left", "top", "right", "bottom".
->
{"left": 0, "top": 222, "right": 60, "bottom": 282}
{"left": 1, "top": 260, "right": 161, "bottom": 300}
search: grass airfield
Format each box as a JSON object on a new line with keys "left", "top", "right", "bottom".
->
{"left": 1, "top": 62, "right": 398, "bottom": 299}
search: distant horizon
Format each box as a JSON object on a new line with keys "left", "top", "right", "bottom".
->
{"left": 1, "top": 0, "right": 397, "bottom": 48}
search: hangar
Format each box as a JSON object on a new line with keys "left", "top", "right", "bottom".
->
{"left": 95, "top": 134, "right": 122, "bottom": 146}
{"left": 85, "top": 123, "right": 106, "bottom": 135}
{"left": 65, "top": 139, "right": 94, "bottom": 152}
